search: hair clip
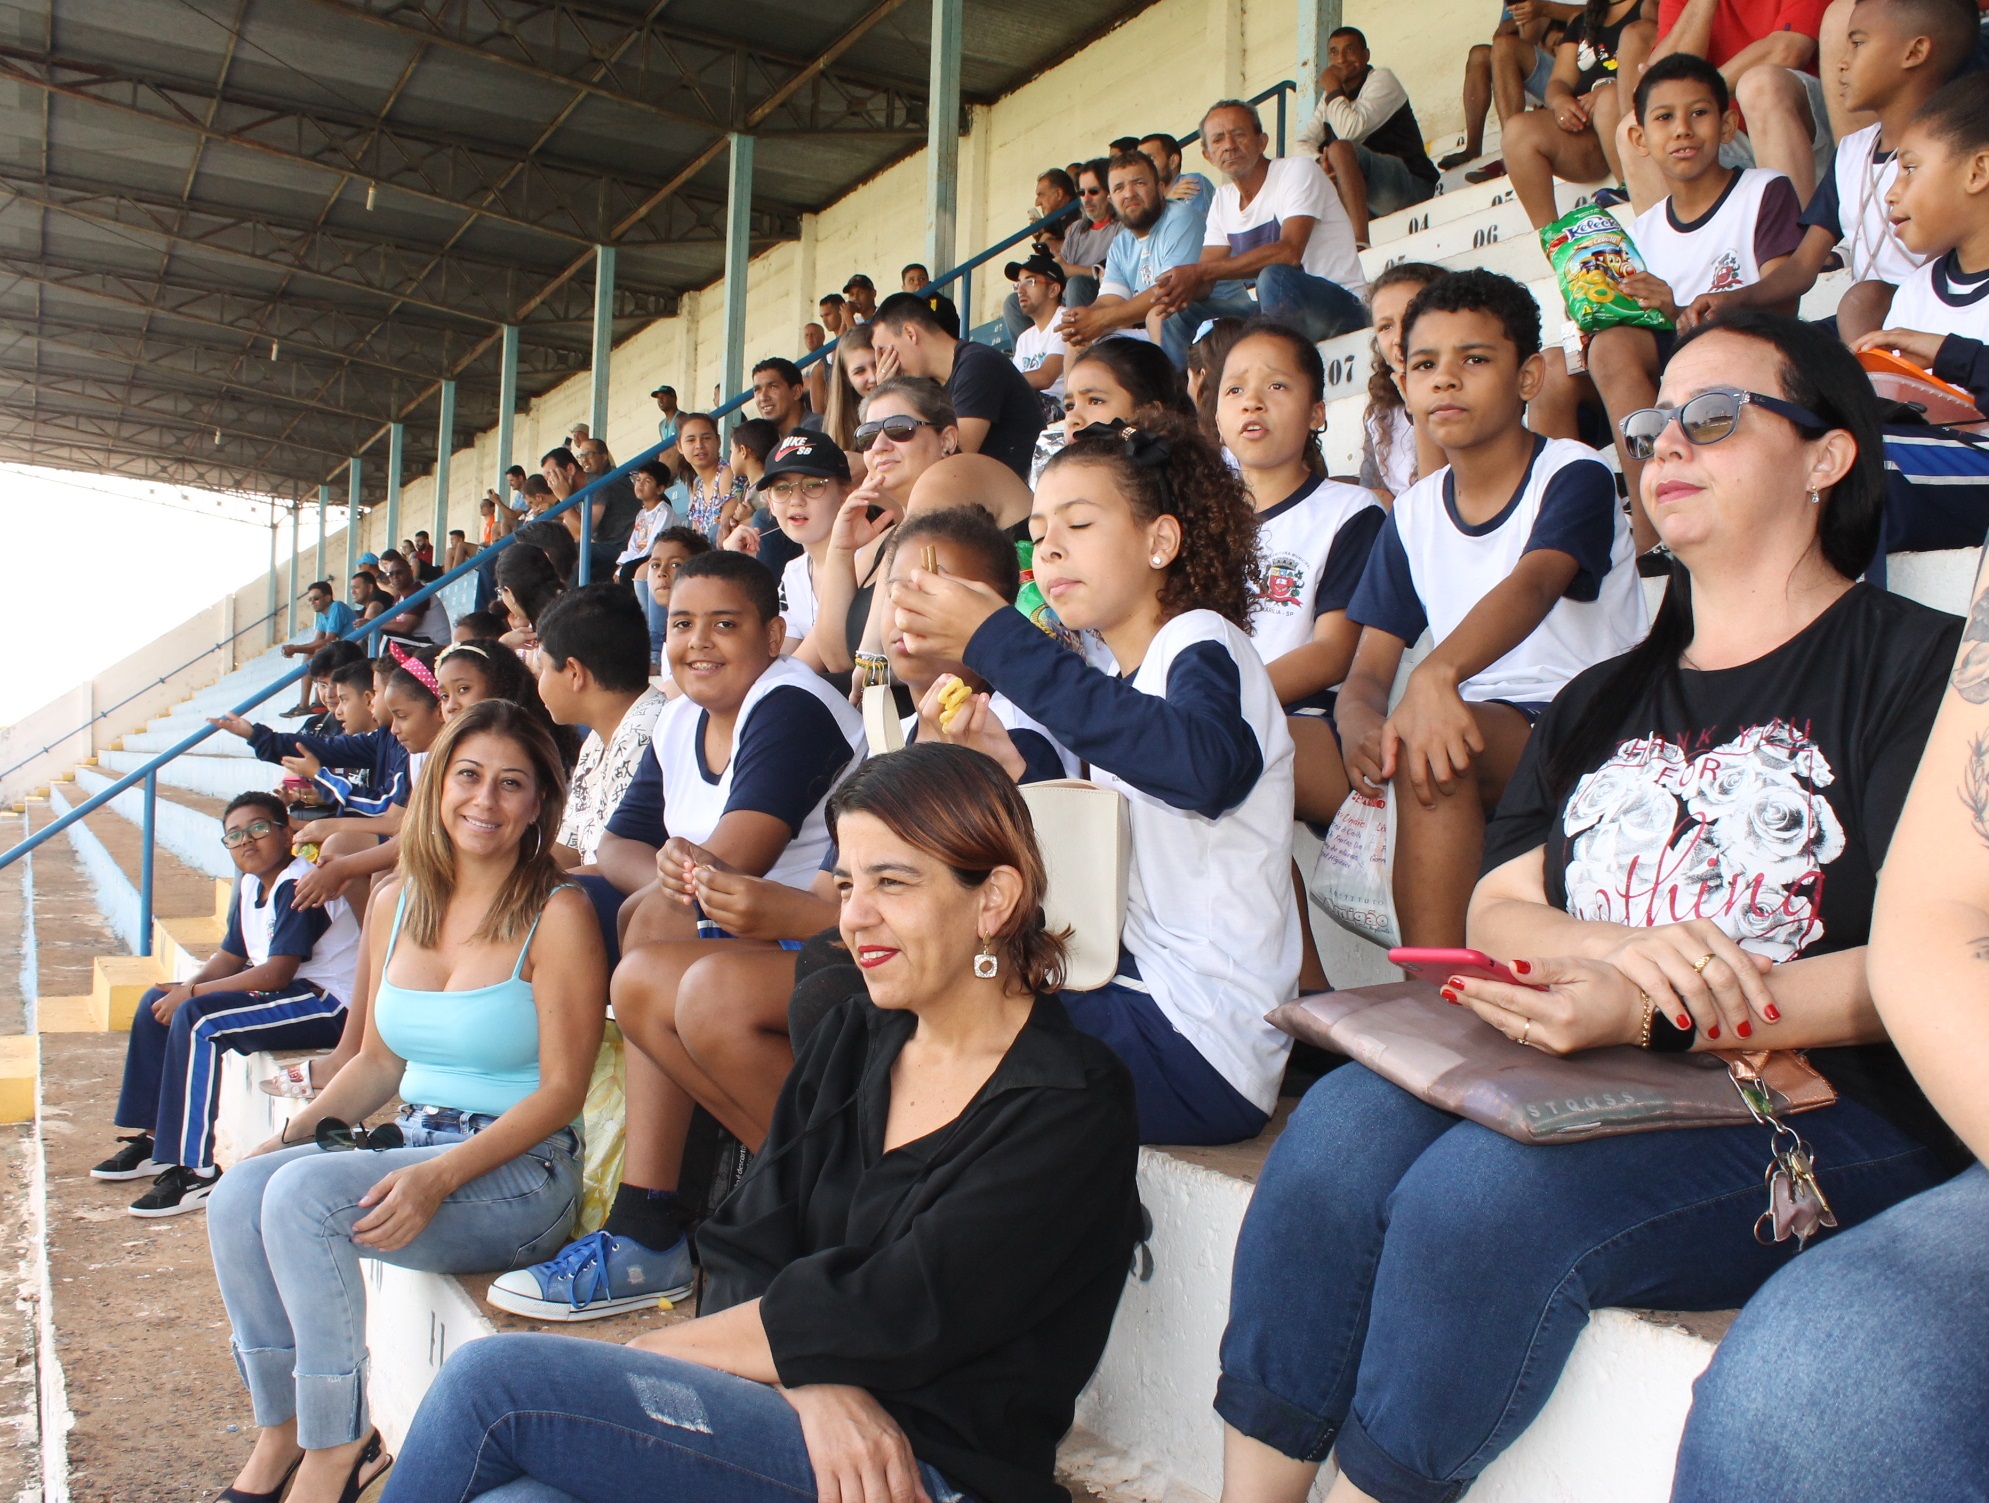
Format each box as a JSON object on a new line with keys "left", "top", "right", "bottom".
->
{"left": 388, "top": 642, "right": 442, "bottom": 696}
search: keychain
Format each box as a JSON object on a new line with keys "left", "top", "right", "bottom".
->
{"left": 1732, "top": 1066, "right": 1838, "bottom": 1249}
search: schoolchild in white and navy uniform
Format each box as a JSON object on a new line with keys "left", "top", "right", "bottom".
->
{"left": 1800, "top": 122, "right": 1929, "bottom": 290}
{"left": 115, "top": 856, "right": 360, "bottom": 1173}
{"left": 963, "top": 605, "right": 1301, "bottom": 1147}
{"left": 1250, "top": 473, "right": 1386, "bottom": 714}
{"left": 1873, "top": 250, "right": 1989, "bottom": 558}
{"left": 1348, "top": 435, "right": 1647, "bottom": 720}
{"left": 1632, "top": 165, "right": 1804, "bottom": 360}
{"left": 604, "top": 654, "right": 865, "bottom": 944}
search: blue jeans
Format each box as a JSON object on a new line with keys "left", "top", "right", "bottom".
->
{"left": 1216, "top": 1064, "right": 1944, "bottom": 1503}
{"left": 1161, "top": 265, "right": 1369, "bottom": 368}
{"left": 116, "top": 984, "right": 347, "bottom": 1170}
{"left": 207, "top": 1113, "right": 580, "bottom": 1449}
{"left": 1671, "top": 1161, "right": 1988, "bottom": 1501}
{"left": 382, "top": 1334, "right": 967, "bottom": 1503}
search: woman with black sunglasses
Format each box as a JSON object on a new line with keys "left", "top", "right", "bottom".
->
{"left": 1215, "top": 312, "right": 1970, "bottom": 1503}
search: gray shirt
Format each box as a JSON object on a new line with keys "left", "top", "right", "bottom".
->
{"left": 1060, "top": 217, "right": 1122, "bottom": 276}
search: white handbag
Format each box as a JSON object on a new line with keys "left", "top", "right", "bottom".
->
{"left": 861, "top": 687, "right": 1128, "bottom": 992}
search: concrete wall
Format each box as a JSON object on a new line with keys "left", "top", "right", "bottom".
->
{"left": 213, "top": 0, "right": 1484, "bottom": 621}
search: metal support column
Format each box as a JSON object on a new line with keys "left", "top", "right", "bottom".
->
{"left": 265, "top": 509, "right": 279, "bottom": 648}
{"left": 434, "top": 380, "right": 457, "bottom": 559}
{"left": 315, "top": 484, "right": 328, "bottom": 583}
{"left": 137, "top": 771, "right": 156, "bottom": 957}
{"left": 720, "top": 132, "right": 754, "bottom": 416}
{"left": 385, "top": 422, "right": 405, "bottom": 558}
{"left": 591, "top": 247, "right": 615, "bottom": 439}
{"left": 286, "top": 503, "right": 300, "bottom": 637}
{"left": 925, "top": 0, "right": 963, "bottom": 279}
{"left": 1295, "top": 0, "right": 1343, "bottom": 125}
{"left": 496, "top": 324, "right": 519, "bottom": 497}
{"left": 346, "top": 458, "right": 364, "bottom": 587}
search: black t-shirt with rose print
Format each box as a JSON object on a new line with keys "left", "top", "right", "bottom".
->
{"left": 1484, "top": 583, "right": 1965, "bottom": 1159}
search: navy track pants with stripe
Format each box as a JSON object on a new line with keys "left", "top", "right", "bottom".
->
{"left": 114, "top": 985, "right": 347, "bottom": 1170}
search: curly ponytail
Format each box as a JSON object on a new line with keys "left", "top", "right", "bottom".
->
{"left": 1042, "top": 409, "right": 1263, "bottom": 629}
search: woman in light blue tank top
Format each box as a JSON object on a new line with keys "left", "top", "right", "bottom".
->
{"left": 205, "top": 702, "right": 607, "bottom": 1503}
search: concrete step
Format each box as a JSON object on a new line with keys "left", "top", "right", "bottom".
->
{"left": 1365, "top": 179, "right": 1601, "bottom": 278}
{"left": 122, "top": 725, "right": 261, "bottom": 755}
{"left": 71, "top": 766, "right": 232, "bottom": 881}
{"left": 97, "top": 747, "right": 281, "bottom": 801}
{"left": 40, "top": 780, "right": 226, "bottom": 974}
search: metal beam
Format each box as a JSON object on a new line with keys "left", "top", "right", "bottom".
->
{"left": 590, "top": 245, "right": 615, "bottom": 441}
{"left": 496, "top": 324, "right": 519, "bottom": 496}
{"left": 266, "top": 511, "right": 279, "bottom": 649}
{"left": 317, "top": 484, "right": 329, "bottom": 584}
{"left": 347, "top": 457, "right": 364, "bottom": 582}
{"left": 288, "top": 503, "right": 300, "bottom": 636}
{"left": 434, "top": 380, "right": 457, "bottom": 557}
{"left": 0, "top": 386, "right": 362, "bottom": 464}
{"left": 925, "top": 0, "right": 963, "bottom": 276}
{"left": 385, "top": 423, "right": 404, "bottom": 555}
{"left": 0, "top": 45, "right": 803, "bottom": 250}
{"left": 721, "top": 133, "right": 753, "bottom": 421}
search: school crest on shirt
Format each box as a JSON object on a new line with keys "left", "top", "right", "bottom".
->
{"left": 1704, "top": 250, "right": 1744, "bottom": 295}
{"left": 1262, "top": 552, "right": 1308, "bottom": 610}
{"left": 1560, "top": 720, "right": 1843, "bottom": 961}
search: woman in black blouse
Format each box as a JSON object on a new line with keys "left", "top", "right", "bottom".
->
{"left": 382, "top": 743, "right": 1141, "bottom": 1503}
{"left": 1215, "top": 313, "right": 1966, "bottom": 1503}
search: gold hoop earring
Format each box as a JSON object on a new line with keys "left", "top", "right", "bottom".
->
{"left": 522, "top": 825, "right": 542, "bottom": 860}
{"left": 973, "top": 936, "right": 999, "bottom": 980}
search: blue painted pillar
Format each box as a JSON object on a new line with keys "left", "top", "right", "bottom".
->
{"left": 721, "top": 132, "right": 754, "bottom": 418}
{"left": 926, "top": 0, "right": 963, "bottom": 279}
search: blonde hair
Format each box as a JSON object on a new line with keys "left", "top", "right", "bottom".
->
{"left": 397, "top": 700, "right": 567, "bottom": 949}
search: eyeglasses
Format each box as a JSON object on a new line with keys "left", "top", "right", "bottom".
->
{"left": 767, "top": 477, "right": 834, "bottom": 501}
{"left": 1618, "top": 388, "right": 1830, "bottom": 462}
{"left": 853, "top": 415, "right": 940, "bottom": 451}
{"left": 220, "top": 819, "right": 281, "bottom": 849}
{"left": 315, "top": 1118, "right": 405, "bottom": 1153}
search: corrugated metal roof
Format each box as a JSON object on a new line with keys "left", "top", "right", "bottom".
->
{"left": 0, "top": 0, "right": 1154, "bottom": 499}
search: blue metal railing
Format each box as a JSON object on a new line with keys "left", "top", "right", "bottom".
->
{"left": 0, "top": 76, "right": 1301, "bottom": 951}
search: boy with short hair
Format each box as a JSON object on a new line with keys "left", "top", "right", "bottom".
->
{"left": 1687, "top": 0, "right": 1979, "bottom": 340}
{"left": 92, "top": 792, "right": 360, "bottom": 1217}
{"left": 326, "top": 660, "right": 377, "bottom": 734}
{"left": 1338, "top": 269, "right": 1647, "bottom": 946}
{"left": 1591, "top": 52, "right": 1806, "bottom": 548}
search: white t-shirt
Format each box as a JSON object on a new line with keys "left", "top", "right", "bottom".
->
{"left": 1013, "top": 321, "right": 1067, "bottom": 401}
{"left": 1349, "top": 436, "right": 1648, "bottom": 704}
{"left": 779, "top": 553, "right": 818, "bottom": 648}
{"left": 1888, "top": 250, "right": 1989, "bottom": 343}
{"left": 1360, "top": 405, "right": 1417, "bottom": 497}
{"left": 1630, "top": 168, "right": 1804, "bottom": 305}
{"left": 1203, "top": 154, "right": 1366, "bottom": 295}
{"left": 234, "top": 857, "right": 361, "bottom": 1002}
{"left": 1807, "top": 123, "right": 1927, "bottom": 286}
{"left": 1250, "top": 475, "right": 1387, "bottom": 709}
{"left": 618, "top": 500, "right": 675, "bottom": 566}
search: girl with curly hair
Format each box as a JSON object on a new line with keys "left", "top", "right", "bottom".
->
{"left": 890, "top": 408, "right": 1300, "bottom": 1146}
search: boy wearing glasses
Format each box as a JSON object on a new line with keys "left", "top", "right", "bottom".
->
{"left": 1337, "top": 270, "right": 1647, "bottom": 948}
{"left": 92, "top": 792, "right": 360, "bottom": 1219}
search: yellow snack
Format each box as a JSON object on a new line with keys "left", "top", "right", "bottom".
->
{"left": 938, "top": 677, "right": 973, "bottom": 732}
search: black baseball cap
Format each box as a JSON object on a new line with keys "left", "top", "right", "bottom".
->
{"left": 843, "top": 273, "right": 876, "bottom": 292}
{"left": 649, "top": 384, "right": 675, "bottom": 397}
{"left": 1004, "top": 252, "right": 1067, "bottom": 286}
{"left": 757, "top": 429, "right": 852, "bottom": 490}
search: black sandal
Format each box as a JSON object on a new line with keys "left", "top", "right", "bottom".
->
{"left": 218, "top": 1451, "right": 301, "bottom": 1503}
{"left": 337, "top": 1429, "right": 393, "bottom": 1503}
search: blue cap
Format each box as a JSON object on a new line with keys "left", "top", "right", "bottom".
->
{"left": 358, "top": 552, "right": 379, "bottom": 566}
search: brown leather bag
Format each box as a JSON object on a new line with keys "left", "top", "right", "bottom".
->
{"left": 1270, "top": 982, "right": 1835, "bottom": 1145}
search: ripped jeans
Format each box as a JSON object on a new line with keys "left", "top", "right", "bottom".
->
{"left": 381, "top": 1335, "right": 968, "bottom": 1503}
{"left": 207, "top": 1111, "right": 579, "bottom": 1449}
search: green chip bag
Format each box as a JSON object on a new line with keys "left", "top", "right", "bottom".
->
{"left": 1540, "top": 204, "right": 1672, "bottom": 335}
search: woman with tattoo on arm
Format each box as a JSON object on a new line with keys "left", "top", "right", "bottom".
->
{"left": 1669, "top": 542, "right": 1989, "bottom": 1501}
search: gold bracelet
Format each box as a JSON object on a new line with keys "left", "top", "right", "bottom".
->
{"left": 1636, "top": 989, "right": 1656, "bottom": 1049}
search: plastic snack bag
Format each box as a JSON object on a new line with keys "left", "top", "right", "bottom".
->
{"left": 1307, "top": 786, "right": 1401, "bottom": 948}
{"left": 1540, "top": 205, "right": 1672, "bottom": 335}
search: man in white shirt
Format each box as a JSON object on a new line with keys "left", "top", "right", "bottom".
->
{"left": 1153, "top": 99, "right": 1371, "bottom": 354}
{"left": 1005, "top": 252, "right": 1067, "bottom": 418}
{"left": 1296, "top": 26, "right": 1439, "bottom": 245}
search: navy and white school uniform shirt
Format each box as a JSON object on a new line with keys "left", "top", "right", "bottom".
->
{"left": 1630, "top": 167, "right": 1803, "bottom": 304}
{"left": 605, "top": 654, "right": 865, "bottom": 890}
{"left": 227, "top": 856, "right": 361, "bottom": 1002}
{"left": 1893, "top": 251, "right": 1989, "bottom": 367}
{"left": 900, "top": 693, "right": 1079, "bottom": 784}
{"left": 1251, "top": 473, "right": 1387, "bottom": 713}
{"left": 1348, "top": 436, "right": 1648, "bottom": 707}
{"left": 247, "top": 724, "right": 409, "bottom": 816}
{"left": 964, "top": 607, "right": 1301, "bottom": 1115}
{"left": 1800, "top": 124, "right": 1927, "bottom": 287}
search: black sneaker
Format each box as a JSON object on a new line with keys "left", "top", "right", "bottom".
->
{"left": 91, "top": 1134, "right": 161, "bottom": 1181}
{"left": 129, "top": 1165, "right": 220, "bottom": 1218}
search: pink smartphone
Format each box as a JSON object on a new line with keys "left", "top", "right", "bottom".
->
{"left": 1387, "top": 947, "right": 1546, "bottom": 990}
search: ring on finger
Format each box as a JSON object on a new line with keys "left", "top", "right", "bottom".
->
{"left": 1518, "top": 1018, "right": 1531, "bottom": 1047}
{"left": 1692, "top": 952, "right": 1717, "bottom": 975}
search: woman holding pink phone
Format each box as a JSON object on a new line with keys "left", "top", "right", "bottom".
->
{"left": 1213, "top": 316, "right": 1971, "bottom": 1503}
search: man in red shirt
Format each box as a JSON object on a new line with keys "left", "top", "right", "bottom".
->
{"left": 1619, "top": 0, "right": 1834, "bottom": 206}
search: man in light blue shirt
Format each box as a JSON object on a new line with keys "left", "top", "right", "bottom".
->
{"left": 1138, "top": 131, "right": 1216, "bottom": 229}
{"left": 1059, "top": 149, "right": 1209, "bottom": 368}
{"left": 279, "top": 581, "right": 358, "bottom": 714}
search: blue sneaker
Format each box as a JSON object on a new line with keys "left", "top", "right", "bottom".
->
{"left": 487, "top": 1229, "right": 694, "bottom": 1322}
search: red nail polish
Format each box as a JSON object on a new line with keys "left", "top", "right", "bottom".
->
{"left": 1512, "top": 959, "right": 1532, "bottom": 976}
{"left": 1736, "top": 1020, "right": 1753, "bottom": 1039}
{"left": 1441, "top": 988, "right": 1460, "bottom": 1005}
{"left": 1447, "top": 976, "right": 1464, "bottom": 990}
{"left": 1677, "top": 1014, "right": 1693, "bottom": 1031}
{"left": 1763, "top": 1004, "right": 1780, "bottom": 1022}
{"left": 1705, "top": 1023, "right": 1720, "bottom": 1040}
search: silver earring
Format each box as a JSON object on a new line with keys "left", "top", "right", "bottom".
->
{"left": 973, "top": 937, "right": 999, "bottom": 979}
{"left": 1807, "top": 488, "right": 1822, "bottom": 505}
